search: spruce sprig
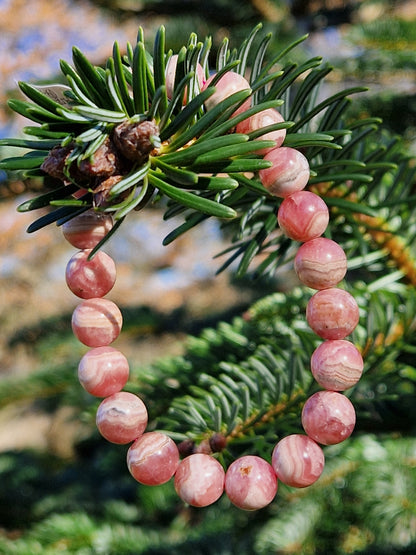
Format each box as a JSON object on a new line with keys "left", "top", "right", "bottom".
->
{"left": 149, "top": 283, "right": 416, "bottom": 458}
{"left": 2, "top": 23, "right": 406, "bottom": 280}
{"left": 1, "top": 25, "right": 278, "bottom": 241}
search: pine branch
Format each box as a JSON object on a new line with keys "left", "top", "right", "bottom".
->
{"left": 1, "top": 283, "right": 415, "bottom": 445}
{"left": 3, "top": 24, "right": 414, "bottom": 281}
{"left": 1, "top": 434, "right": 414, "bottom": 553}
{"left": 256, "top": 435, "right": 416, "bottom": 553}
{"left": 141, "top": 285, "right": 416, "bottom": 455}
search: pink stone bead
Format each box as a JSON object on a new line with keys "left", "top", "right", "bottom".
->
{"left": 302, "top": 390, "right": 356, "bottom": 445}
{"left": 306, "top": 288, "right": 359, "bottom": 340}
{"left": 78, "top": 346, "right": 129, "bottom": 397}
{"left": 225, "top": 455, "right": 277, "bottom": 511}
{"left": 62, "top": 210, "right": 113, "bottom": 249}
{"left": 311, "top": 340, "right": 364, "bottom": 391}
{"left": 259, "top": 147, "right": 310, "bottom": 198}
{"left": 271, "top": 434, "right": 325, "bottom": 488}
{"left": 72, "top": 298, "right": 123, "bottom": 347}
{"left": 96, "top": 391, "right": 148, "bottom": 444}
{"left": 65, "top": 249, "right": 116, "bottom": 299}
{"left": 277, "top": 190, "right": 329, "bottom": 242}
{"left": 165, "top": 54, "right": 205, "bottom": 101}
{"left": 127, "top": 432, "right": 180, "bottom": 485}
{"left": 294, "top": 238, "right": 347, "bottom": 290}
{"left": 236, "top": 108, "right": 286, "bottom": 155}
{"left": 202, "top": 71, "right": 251, "bottom": 116}
{"left": 174, "top": 453, "right": 225, "bottom": 507}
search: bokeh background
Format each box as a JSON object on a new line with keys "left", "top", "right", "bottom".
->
{"left": 1, "top": 1, "right": 416, "bottom": 553}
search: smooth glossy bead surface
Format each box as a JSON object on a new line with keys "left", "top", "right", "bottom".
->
{"left": 78, "top": 346, "right": 129, "bottom": 397}
{"left": 225, "top": 455, "right": 277, "bottom": 511}
{"left": 294, "top": 238, "right": 347, "bottom": 290}
{"left": 62, "top": 210, "right": 113, "bottom": 249}
{"left": 302, "top": 391, "right": 356, "bottom": 445}
{"left": 271, "top": 434, "right": 325, "bottom": 487}
{"left": 202, "top": 72, "right": 251, "bottom": 116}
{"left": 96, "top": 391, "right": 148, "bottom": 444}
{"left": 277, "top": 191, "right": 329, "bottom": 241}
{"left": 65, "top": 249, "right": 116, "bottom": 299}
{"left": 306, "top": 288, "right": 359, "bottom": 340}
{"left": 311, "top": 340, "right": 364, "bottom": 391}
{"left": 72, "top": 298, "right": 122, "bottom": 347}
{"left": 127, "top": 432, "right": 180, "bottom": 485}
{"left": 259, "top": 147, "right": 310, "bottom": 198}
{"left": 236, "top": 108, "right": 286, "bottom": 155}
{"left": 165, "top": 54, "right": 205, "bottom": 100}
{"left": 174, "top": 453, "right": 225, "bottom": 507}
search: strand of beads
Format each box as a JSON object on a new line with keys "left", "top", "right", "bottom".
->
{"left": 60, "top": 208, "right": 278, "bottom": 510}
{"left": 198, "top": 68, "right": 362, "bottom": 496}
{"left": 61, "top": 198, "right": 361, "bottom": 510}
{"left": 63, "top": 211, "right": 182, "bottom": 489}
{"left": 259, "top": 148, "right": 363, "bottom": 489}
{"left": 59, "top": 71, "right": 364, "bottom": 512}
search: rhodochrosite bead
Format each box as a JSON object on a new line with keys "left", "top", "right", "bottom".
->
{"left": 306, "top": 288, "right": 359, "bottom": 340}
{"left": 165, "top": 54, "right": 205, "bottom": 100}
{"left": 277, "top": 190, "right": 329, "bottom": 241}
{"left": 294, "top": 238, "right": 347, "bottom": 290}
{"left": 127, "top": 432, "right": 180, "bottom": 485}
{"left": 96, "top": 391, "right": 148, "bottom": 444}
{"left": 72, "top": 298, "right": 123, "bottom": 347}
{"left": 236, "top": 108, "right": 286, "bottom": 155}
{"left": 62, "top": 210, "right": 113, "bottom": 249}
{"left": 225, "top": 455, "right": 277, "bottom": 510}
{"left": 202, "top": 71, "right": 251, "bottom": 115}
{"left": 271, "top": 434, "right": 325, "bottom": 488}
{"left": 78, "top": 346, "right": 129, "bottom": 396}
{"left": 65, "top": 249, "right": 116, "bottom": 299}
{"left": 302, "top": 390, "right": 356, "bottom": 445}
{"left": 174, "top": 453, "right": 225, "bottom": 507}
{"left": 259, "top": 147, "right": 310, "bottom": 197}
{"left": 311, "top": 340, "right": 364, "bottom": 391}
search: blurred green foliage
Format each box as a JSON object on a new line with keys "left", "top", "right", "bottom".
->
{"left": 1, "top": 1, "right": 416, "bottom": 553}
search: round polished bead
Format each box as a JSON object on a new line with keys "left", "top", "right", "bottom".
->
{"left": 174, "top": 453, "right": 225, "bottom": 507}
{"left": 306, "top": 288, "right": 359, "bottom": 340}
{"left": 236, "top": 108, "right": 286, "bottom": 155}
{"left": 78, "top": 346, "right": 129, "bottom": 397}
{"left": 225, "top": 455, "right": 277, "bottom": 511}
{"left": 65, "top": 249, "right": 116, "bottom": 299}
{"left": 302, "top": 391, "right": 356, "bottom": 445}
{"left": 165, "top": 54, "right": 205, "bottom": 101}
{"left": 202, "top": 71, "right": 251, "bottom": 116}
{"left": 72, "top": 298, "right": 123, "bottom": 347}
{"left": 62, "top": 210, "right": 113, "bottom": 249}
{"left": 311, "top": 340, "right": 364, "bottom": 391}
{"left": 259, "top": 147, "right": 310, "bottom": 198}
{"left": 271, "top": 434, "right": 325, "bottom": 487}
{"left": 277, "top": 191, "right": 329, "bottom": 241}
{"left": 294, "top": 238, "right": 347, "bottom": 290}
{"left": 96, "top": 391, "right": 148, "bottom": 444}
{"left": 127, "top": 432, "right": 180, "bottom": 485}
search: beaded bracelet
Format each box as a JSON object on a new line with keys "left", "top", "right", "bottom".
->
{"left": 62, "top": 69, "right": 363, "bottom": 511}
